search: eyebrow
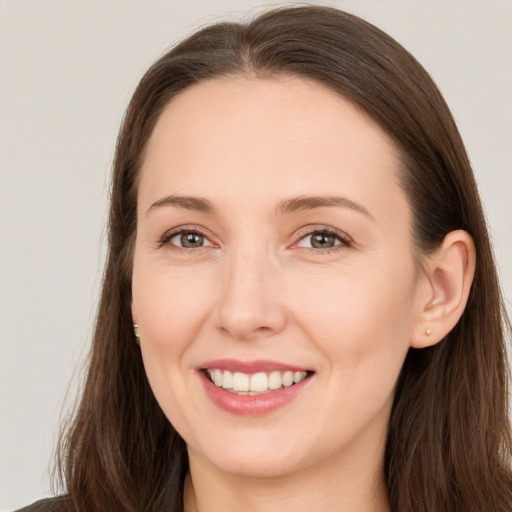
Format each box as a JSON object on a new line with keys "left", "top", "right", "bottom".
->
{"left": 146, "top": 195, "right": 216, "bottom": 215}
{"left": 277, "top": 195, "right": 373, "bottom": 219}
{"left": 146, "top": 194, "right": 373, "bottom": 219}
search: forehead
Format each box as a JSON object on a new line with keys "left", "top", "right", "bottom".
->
{"left": 143, "top": 75, "right": 397, "bottom": 166}
{"left": 139, "top": 75, "right": 409, "bottom": 227}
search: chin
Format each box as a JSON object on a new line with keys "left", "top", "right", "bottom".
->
{"left": 212, "top": 452, "right": 304, "bottom": 480}
{"left": 186, "top": 429, "right": 311, "bottom": 479}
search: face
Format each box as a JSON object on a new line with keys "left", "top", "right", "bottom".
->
{"left": 131, "top": 76, "right": 425, "bottom": 479}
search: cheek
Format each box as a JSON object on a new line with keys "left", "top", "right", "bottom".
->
{"left": 286, "top": 267, "right": 417, "bottom": 450}
{"left": 295, "top": 263, "right": 417, "bottom": 381}
{"left": 131, "top": 266, "right": 213, "bottom": 410}
{"left": 132, "top": 265, "right": 215, "bottom": 352}
{"left": 131, "top": 266, "right": 217, "bottom": 432}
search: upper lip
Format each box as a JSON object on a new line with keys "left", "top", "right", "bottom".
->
{"left": 199, "top": 359, "right": 312, "bottom": 373}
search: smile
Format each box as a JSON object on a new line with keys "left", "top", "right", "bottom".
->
{"left": 199, "top": 360, "right": 314, "bottom": 416}
{"left": 206, "top": 369, "right": 309, "bottom": 395}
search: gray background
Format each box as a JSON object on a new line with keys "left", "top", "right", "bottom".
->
{"left": 1, "top": 0, "right": 511, "bottom": 509}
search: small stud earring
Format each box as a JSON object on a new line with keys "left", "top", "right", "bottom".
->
{"left": 133, "top": 323, "right": 140, "bottom": 342}
{"left": 426, "top": 328, "right": 432, "bottom": 336}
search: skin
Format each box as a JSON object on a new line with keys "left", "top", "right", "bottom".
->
{"left": 131, "top": 76, "right": 470, "bottom": 512}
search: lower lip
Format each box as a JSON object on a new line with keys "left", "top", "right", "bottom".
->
{"left": 199, "top": 371, "right": 312, "bottom": 416}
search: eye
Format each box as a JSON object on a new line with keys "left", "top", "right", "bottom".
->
{"left": 294, "top": 228, "right": 350, "bottom": 250}
{"left": 161, "top": 228, "right": 215, "bottom": 249}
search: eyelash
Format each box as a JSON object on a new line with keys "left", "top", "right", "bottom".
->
{"left": 292, "top": 226, "right": 352, "bottom": 253}
{"left": 157, "top": 226, "right": 212, "bottom": 252}
{"left": 157, "top": 225, "right": 351, "bottom": 253}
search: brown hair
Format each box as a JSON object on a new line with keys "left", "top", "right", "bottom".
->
{"left": 55, "top": 6, "right": 512, "bottom": 511}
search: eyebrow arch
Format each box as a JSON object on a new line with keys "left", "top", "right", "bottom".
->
{"left": 146, "top": 194, "right": 372, "bottom": 219}
{"left": 146, "top": 195, "right": 216, "bottom": 215}
{"left": 278, "top": 195, "right": 373, "bottom": 219}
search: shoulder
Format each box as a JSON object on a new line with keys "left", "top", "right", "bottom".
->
{"left": 13, "top": 497, "right": 70, "bottom": 512}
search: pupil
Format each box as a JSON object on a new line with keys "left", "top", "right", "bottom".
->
{"left": 181, "top": 233, "right": 203, "bottom": 247}
{"left": 311, "top": 233, "right": 334, "bottom": 248}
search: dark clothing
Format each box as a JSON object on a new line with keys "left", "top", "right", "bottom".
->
{"left": 14, "top": 497, "right": 69, "bottom": 512}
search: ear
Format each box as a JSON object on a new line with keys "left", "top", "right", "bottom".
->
{"left": 410, "top": 230, "right": 476, "bottom": 349}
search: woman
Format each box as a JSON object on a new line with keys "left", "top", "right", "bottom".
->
{"left": 17, "top": 5, "right": 512, "bottom": 512}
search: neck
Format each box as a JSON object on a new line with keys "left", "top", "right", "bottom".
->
{"left": 183, "top": 433, "right": 390, "bottom": 512}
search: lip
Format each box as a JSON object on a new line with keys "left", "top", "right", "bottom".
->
{"left": 198, "top": 359, "right": 314, "bottom": 416}
{"left": 200, "top": 358, "right": 311, "bottom": 373}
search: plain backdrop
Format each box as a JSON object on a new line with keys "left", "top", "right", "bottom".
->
{"left": 1, "top": 0, "right": 511, "bottom": 509}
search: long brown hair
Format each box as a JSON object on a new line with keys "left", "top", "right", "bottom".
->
{"left": 56, "top": 6, "right": 512, "bottom": 511}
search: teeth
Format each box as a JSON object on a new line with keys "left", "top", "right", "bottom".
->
{"left": 221, "top": 370, "right": 233, "bottom": 389}
{"left": 268, "top": 371, "right": 282, "bottom": 390}
{"left": 212, "top": 369, "right": 223, "bottom": 387}
{"left": 282, "top": 371, "right": 294, "bottom": 387}
{"left": 294, "top": 371, "right": 306, "bottom": 383}
{"left": 233, "top": 372, "right": 249, "bottom": 392}
{"left": 207, "top": 369, "right": 308, "bottom": 393}
{"left": 249, "top": 372, "right": 268, "bottom": 392}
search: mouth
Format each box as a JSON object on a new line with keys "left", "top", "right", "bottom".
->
{"left": 203, "top": 368, "right": 312, "bottom": 395}
{"left": 198, "top": 360, "right": 315, "bottom": 416}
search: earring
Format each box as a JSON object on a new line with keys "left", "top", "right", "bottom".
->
{"left": 133, "top": 323, "right": 140, "bottom": 343}
{"left": 425, "top": 328, "right": 432, "bottom": 336}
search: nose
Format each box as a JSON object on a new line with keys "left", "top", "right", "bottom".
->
{"left": 214, "top": 249, "right": 287, "bottom": 341}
